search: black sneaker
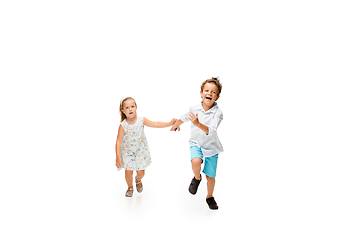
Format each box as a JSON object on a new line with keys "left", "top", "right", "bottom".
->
{"left": 206, "top": 197, "right": 218, "bottom": 210}
{"left": 188, "top": 176, "right": 201, "bottom": 195}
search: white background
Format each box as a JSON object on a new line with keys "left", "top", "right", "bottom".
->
{"left": 1, "top": 0, "right": 360, "bottom": 239}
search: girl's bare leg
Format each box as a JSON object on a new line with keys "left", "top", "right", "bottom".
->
{"left": 125, "top": 170, "right": 133, "bottom": 193}
{"left": 135, "top": 170, "right": 145, "bottom": 188}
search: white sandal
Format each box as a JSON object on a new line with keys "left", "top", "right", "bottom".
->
{"left": 135, "top": 176, "right": 143, "bottom": 193}
{"left": 125, "top": 188, "right": 134, "bottom": 197}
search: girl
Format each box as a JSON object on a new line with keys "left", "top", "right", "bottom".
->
{"left": 115, "top": 97, "right": 177, "bottom": 197}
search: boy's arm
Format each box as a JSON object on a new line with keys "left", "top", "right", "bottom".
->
{"left": 203, "top": 111, "right": 223, "bottom": 137}
{"left": 170, "top": 119, "right": 184, "bottom": 131}
{"left": 188, "top": 112, "right": 209, "bottom": 134}
{"left": 189, "top": 111, "right": 223, "bottom": 136}
{"left": 143, "top": 117, "right": 177, "bottom": 128}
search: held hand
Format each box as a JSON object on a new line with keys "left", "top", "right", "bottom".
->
{"left": 170, "top": 124, "right": 180, "bottom": 132}
{"left": 170, "top": 118, "right": 181, "bottom": 131}
{"left": 189, "top": 112, "right": 199, "bottom": 126}
{"left": 116, "top": 157, "right": 123, "bottom": 168}
{"left": 170, "top": 125, "right": 180, "bottom": 131}
{"left": 170, "top": 118, "right": 178, "bottom": 126}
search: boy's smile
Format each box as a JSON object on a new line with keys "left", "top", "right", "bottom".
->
{"left": 200, "top": 83, "right": 220, "bottom": 111}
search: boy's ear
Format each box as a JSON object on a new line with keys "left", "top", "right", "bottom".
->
{"left": 216, "top": 95, "right": 220, "bottom": 101}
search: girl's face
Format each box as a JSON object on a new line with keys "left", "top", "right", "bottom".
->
{"left": 200, "top": 83, "right": 220, "bottom": 107}
{"left": 122, "top": 99, "right": 137, "bottom": 118}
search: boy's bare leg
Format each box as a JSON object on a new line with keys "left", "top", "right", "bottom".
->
{"left": 205, "top": 175, "right": 218, "bottom": 209}
{"left": 191, "top": 158, "right": 202, "bottom": 180}
{"left": 189, "top": 158, "right": 202, "bottom": 195}
{"left": 206, "top": 175, "right": 215, "bottom": 198}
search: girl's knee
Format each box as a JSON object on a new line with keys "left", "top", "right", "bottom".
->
{"left": 125, "top": 170, "right": 133, "bottom": 176}
{"left": 136, "top": 170, "right": 145, "bottom": 177}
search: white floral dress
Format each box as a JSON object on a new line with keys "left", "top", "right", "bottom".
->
{"left": 120, "top": 117, "right": 151, "bottom": 170}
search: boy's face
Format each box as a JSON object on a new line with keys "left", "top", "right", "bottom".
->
{"left": 122, "top": 99, "right": 137, "bottom": 118}
{"left": 200, "top": 83, "right": 220, "bottom": 107}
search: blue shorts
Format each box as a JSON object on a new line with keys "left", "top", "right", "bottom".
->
{"left": 190, "top": 146, "right": 218, "bottom": 178}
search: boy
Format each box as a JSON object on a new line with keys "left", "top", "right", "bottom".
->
{"left": 171, "top": 77, "right": 223, "bottom": 210}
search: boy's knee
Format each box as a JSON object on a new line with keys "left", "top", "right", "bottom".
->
{"left": 191, "top": 158, "right": 202, "bottom": 166}
{"left": 206, "top": 175, "right": 215, "bottom": 181}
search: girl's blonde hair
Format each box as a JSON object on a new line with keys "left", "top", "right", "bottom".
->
{"left": 119, "top": 97, "right": 137, "bottom": 122}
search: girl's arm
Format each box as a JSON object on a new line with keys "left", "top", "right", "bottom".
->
{"left": 143, "top": 117, "right": 177, "bottom": 128}
{"left": 115, "top": 124, "right": 124, "bottom": 168}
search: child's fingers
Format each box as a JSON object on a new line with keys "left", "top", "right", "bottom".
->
{"left": 189, "top": 112, "right": 198, "bottom": 121}
{"left": 189, "top": 112, "right": 195, "bottom": 121}
{"left": 171, "top": 118, "right": 178, "bottom": 124}
{"left": 171, "top": 126, "right": 180, "bottom": 131}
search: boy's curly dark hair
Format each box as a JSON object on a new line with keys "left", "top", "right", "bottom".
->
{"left": 201, "top": 77, "right": 222, "bottom": 96}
